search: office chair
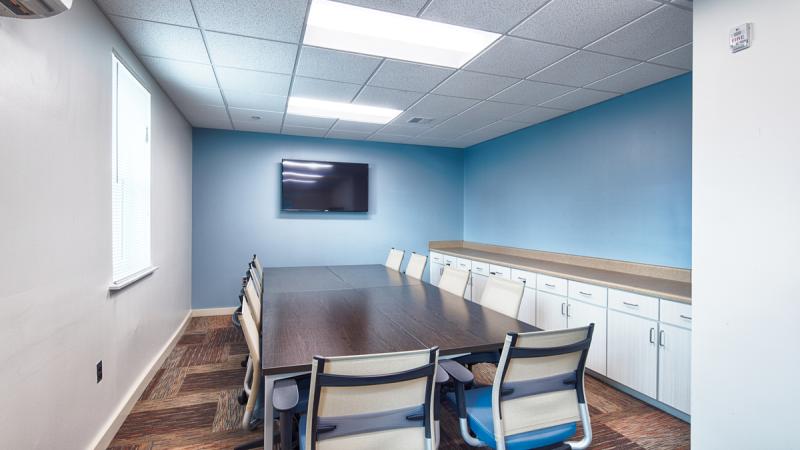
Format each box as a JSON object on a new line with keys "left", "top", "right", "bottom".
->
{"left": 438, "top": 266, "right": 471, "bottom": 298}
{"left": 385, "top": 247, "right": 405, "bottom": 271}
{"left": 405, "top": 252, "right": 428, "bottom": 280}
{"left": 297, "top": 347, "right": 439, "bottom": 450}
{"left": 238, "top": 277, "right": 263, "bottom": 406}
{"left": 443, "top": 325, "right": 595, "bottom": 450}
{"left": 478, "top": 276, "right": 526, "bottom": 319}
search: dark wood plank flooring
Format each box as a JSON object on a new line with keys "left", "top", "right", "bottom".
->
{"left": 109, "top": 316, "right": 690, "bottom": 450}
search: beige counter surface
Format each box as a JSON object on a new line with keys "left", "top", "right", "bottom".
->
{"left": 431, "top": 246, "right": 691, "bottom": 304}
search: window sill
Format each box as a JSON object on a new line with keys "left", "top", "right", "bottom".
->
{"left": 109, "top": 266, "right": 158, "bottom": 292}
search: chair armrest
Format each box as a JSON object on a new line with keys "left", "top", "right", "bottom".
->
{"left": 273, "top": 379, "right": 299, "bottom": 412}
{"left": 439, "top": 359, "right": 474, "bottom": 385}
{"left": 435, "top": 364, "right": 450, "bottom": 384}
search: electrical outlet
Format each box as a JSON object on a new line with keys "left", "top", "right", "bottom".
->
{"left": 96, "top": 360, "right": 103, "bottom": 383}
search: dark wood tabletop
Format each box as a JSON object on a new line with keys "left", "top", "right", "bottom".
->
{"left": 260, "top": 265, "right": 538, "bottom": 374}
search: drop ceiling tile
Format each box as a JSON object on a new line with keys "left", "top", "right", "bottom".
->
{"left": 141, "top": 56, "right": 218, "bottom": 89}
{"left": 511, "top": 0, "right": 660, "bottom": 48}
{"left": 225, "top": 91, "right": 287, "bottom": 112}
{"left": 109, "top": 16, "right": 209, "bottom": 63}
{"left": 393, "top": 94, "right": 479, "bottom": 125}
{"left": 354, "top": 86, "right": 424, "bottom": 110}
{"left": 376, "top": 125, "right": 425, "bottom": 137}
{"left": 368, "top": 60, "right": 455, "bottom": 93}
{"left": 296, "top": 47, "right": 382, "bottom": 84}
{"left": 465, "top": 37, "right": 573, "bottom": 78}
{"left": 283, "top": 114, "right": 336, "bottom": 129}
{"left": 230, "top": 108, "right": 283, "bottom": 132}
{"left": 215, "top": 67, "right": 291, "bottom": 96}
{"left": 420, "top": 0, "right": 550, "bottom": 33}
{"left": 540, "top": 88, "right": 619, "bottom": 111}
{"left": 466, "top": 120, "right": 530, "bottom": 137}
{"left": 529, "top": 51, "right": 639, "bottom": 87}
{"left": 420, "top": 115, "right": 488, "bottom": 139}
{"left": 490, "top": 80, "right": 575, "bottom": 105}
{"left": 330, "top": 121, "right": 385, "bottom": 133}
{"left": 586, "top": 6, "right": 692, "bottom": 60}
{"left": 433, "top": 71, "right": 518, "bottom": 100}
{"left": 649, "top": 43, "right": 692, "bottom": 70}
{"left": 205, "top": 32, "right": 297, "bottom": 74}
{"left": 367, "top": 134, "right": 416, "bottom": 144}
{"left": 458, "top": 101, "right": 529, "bottom": 124}
{"left": 671, "top": 0, "right": 692, "bottom": 9}
{"left": 451, "top": 135, "right": 489, "bottom": 148}
{"left": 326, "top": 130, "right": 373, "bottom": 140}
{"left": 335, "top": 0, "right": 429, "bottom": 16}
{"left": 283, "top": 126, "right": 330, "bottom": 138}
{"left": 290, "top": 77, "right": 362, "bottom": 102}
{"left": 192, "top": 0, "right": 307, "bottom": 42}
{"left": 96, "top": 0, "right": 198, "bottom": 26}
{"left": 412, "top": 137, "right": 461, "bottom": 148}
{"left": 164, "top": 83, "right": 224, "bottom": 109}
{"left": 586, "top": 62, "right": 687, "bottom": 93}
{"left": 182, "top": 105, "right": 231, "bottom": 129}
{"left": 506, "top": 106, "right": 570, "bottom": 124}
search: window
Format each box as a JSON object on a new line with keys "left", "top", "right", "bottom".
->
{"left": 111, "top": 55, "right": 152, "bottom": 287}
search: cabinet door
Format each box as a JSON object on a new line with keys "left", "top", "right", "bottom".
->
{"left": 471, "top": 273, "right": 488, "bottom": 303}
{"left": 658, "top": 323, "right": 691, "bottom": 414}
{"left": 607, "top": 310, "right": 658, "bottom": 398}
{"left": 517, "top": 287, "right": 536, "bottom": 325}
{"left": 430, "top": 262, "right": 443, "bottom": 287}
{"left": 568, "top": 300, "right": 606, "bottom": 375}
{"left": 536, "top": 291, "right": 567, "bottom": 331}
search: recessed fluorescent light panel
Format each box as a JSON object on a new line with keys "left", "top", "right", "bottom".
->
{"left": 287, "top": 97, "right": 402, "bottom": 124}
{"left": 304, "top": 0, "right": 501, "bottom": 68}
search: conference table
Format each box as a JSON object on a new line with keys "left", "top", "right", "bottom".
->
{"left": 260, "top": 264, "right": 538, "bottom": 444}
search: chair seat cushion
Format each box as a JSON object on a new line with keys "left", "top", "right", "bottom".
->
{"left": 447, "top": 387, "right": 577, "bottom": 450}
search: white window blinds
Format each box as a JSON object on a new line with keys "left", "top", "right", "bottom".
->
{"left": 112, "top": 55, "right": 152, "bottom": 284}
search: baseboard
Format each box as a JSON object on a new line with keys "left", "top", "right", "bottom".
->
{"left": 90, "top": 309, "right": 192, "bottom": 450}
{"left": 192, "top": 306, "right": 238, "bottom": 317}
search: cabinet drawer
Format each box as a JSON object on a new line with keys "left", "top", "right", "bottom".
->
{"left": 456, "top": 258, "right": 472, "bottom": 271}
{"left": 443, "top": 255, "right": 458, "bottom": 267}
{"left": 511, "top": 268, "right": 536, "bottom": 287}
{"left": 568, "top": 281, "right": 608, "bottom": 307}
{"left": 609, "top": 289, "right": 659, "bottom": 320}
{"left": 660, "top": 300, "right": 692, "bottom": 329}
{"left": 471, "top": 261, "right": 489, "bottom": 275}
{"left": 537, "top": 274, "right": 567, "bottom": 296}
{"left": 430, "top": 252, "right": 443, "bottom": 264}
{"left": 489, "top": 264, "right": 511, "bottom": 279}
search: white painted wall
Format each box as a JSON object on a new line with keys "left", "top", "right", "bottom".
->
{"left": 0, "top": 1, "right": 192, "bottom": 448}
{"left": 693, "top": 0, "right": 800, "bottom": 447}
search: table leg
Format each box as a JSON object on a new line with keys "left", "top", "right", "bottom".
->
{"left": 263, "top": 375, "right": 275, "bottom": 449}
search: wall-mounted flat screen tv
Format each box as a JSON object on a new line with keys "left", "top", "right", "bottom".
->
{"left": 281, "top": 159, "right": 369, "bottom": 212}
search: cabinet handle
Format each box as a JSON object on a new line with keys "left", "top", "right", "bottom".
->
{"left": 490, "top": 271, "right": 497, "bottom": 275}
{"left": 658, "top": 330, "right": 666, "bottom": 347}
{"left": 578, "top": 291, "right": 592, "bottom": 296}
{"left": 545, "top": 283, "right": 556, "bottom": 288}
{"left": 623, "top": 301, "right": 639, "bottom": 308}
{"left": 517, "top": 277, "right": 527, "bottom": 283}
{"left": 649, "top": 327, "right": 655, "bottom": 344}
{"left": 679, "top": 314, "right": 692, "bottom": 321}
{"left": 567, "top": 304, "right": 572, "bottom": 318}
{"left": 561, "top": 303, "right": 566, "bottom": 316}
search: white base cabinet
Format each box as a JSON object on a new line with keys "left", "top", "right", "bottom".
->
{"left": 658, "top": 323, "right": 691, "bottom": 414}
{"left": 471, "top": 273, "right": 488, "bottom": 303}
{"left": 568, "top": 299, "right": 607, "bottom": 375}
{"left": 536, "top": 291, "right": 567, "bottom": 330}
{"left": 607, "top": 310, "right": 659, "bottom": 399}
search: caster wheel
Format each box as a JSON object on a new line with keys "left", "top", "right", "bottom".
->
{"left": 237, "top": 391, "right": 248, "bottom": 405}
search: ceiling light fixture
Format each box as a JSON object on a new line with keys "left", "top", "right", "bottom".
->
{"left": 303, "top": 0, "right": 500, "bottom": 68}
{"left": 287, "top": 97, "right": 402, "bottom": 124}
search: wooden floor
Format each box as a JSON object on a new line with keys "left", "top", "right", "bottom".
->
{"left": 109, "top": 316, "right": 690, "bottom": 450}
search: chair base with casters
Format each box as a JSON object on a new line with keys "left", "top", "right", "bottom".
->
{"left": 234, "top": 376, "right": 310, "bottom": 450}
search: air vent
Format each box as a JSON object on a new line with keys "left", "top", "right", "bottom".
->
{"left": 408, "top": 117, "right": 434, "bottom": 125}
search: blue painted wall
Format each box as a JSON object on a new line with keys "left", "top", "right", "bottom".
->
{"left": 192, "top": 129, "right": 464, "bottom": 308}
{"left": 463, "top": 74, "right": 692, "bottom": 268}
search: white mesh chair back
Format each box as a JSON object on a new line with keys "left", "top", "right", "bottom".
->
{"left": 385, "top": 248, "right": 405, "bottom": 271}
{"left": 492, "top": 326, "right": 594, "bottom": 446}
{"left": 305, "top": 348, "right": 439, "bottom": 450}
{"left": 479, "top": 277, "right": 526, "bottom": 318}
{"left": 405, "top": 253, "right": 427, "bottom": 280}
{"left": 240, "top": 299, "right": 263, "bottom": 428}
{"left": 244, "top": 278, "right": 262, "bottom": 329}
{"left": 438, "top": 267, "right": 470, "bottom": 298}
{"left": 252, "top": 254, "right": 263, "bottom": 278}
{"left": 249, "top": 264, "right": 262, "bottom": 295}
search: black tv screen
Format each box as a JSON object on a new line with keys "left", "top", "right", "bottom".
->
{"left": 281, "top": 159, "right": 368, "bottom": 212}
